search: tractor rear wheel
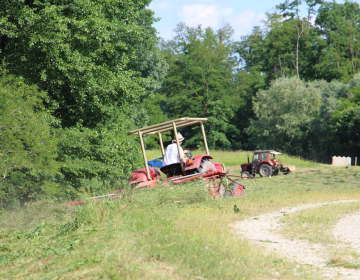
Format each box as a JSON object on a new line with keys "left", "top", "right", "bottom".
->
{"left": 197, "top": 158, "right": 215, "bottom": 174}
{"left": 259, "top": 164, "right": 273, "bottom": 177}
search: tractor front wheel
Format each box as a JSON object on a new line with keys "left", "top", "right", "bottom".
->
{"left": 259, "top": 164, "right": 273, "bottom": 177}
{"left": 241, "top": 171, "right": 250, "bottom": 178}
{"left": 197, "top": 159, "right": 216, "bottom": 174}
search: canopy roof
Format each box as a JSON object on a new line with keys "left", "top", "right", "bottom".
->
{"left": 254, "top": 150, "right": 282, "bottom": 155}
{"left": 128, "top": 117, "right": 208, "bottom": 135}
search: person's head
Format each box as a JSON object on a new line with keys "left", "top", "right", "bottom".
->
{"left": 172, "top": 132, "right": 184, "bottom": 144}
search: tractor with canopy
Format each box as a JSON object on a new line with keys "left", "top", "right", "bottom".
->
{"left": 128, "top": 117, "right": 245, "bottom": 197}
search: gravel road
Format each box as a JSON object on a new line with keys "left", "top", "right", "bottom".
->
{"left": 234, "top": 200, "right": 360, "bottom": 279}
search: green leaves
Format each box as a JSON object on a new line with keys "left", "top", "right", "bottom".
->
{"left": 0, "top": 71, "right": 62, "bottom": 207}
{"left": 158, "top": 23, "right": 242, "bottom": 149}
{"left": 331, "top": 106, "right": 360, "bottom": 157}
{"left": 0, "top": 1, "right": 160, "bottom": 207}
{"left": 0, "top": 73, "right": 57, "bottom": 178}
{"left": 0, "top": 0, "right": 155, "bottom": 127}
{"left": 248, "top": 77, "right": 322, "bottom": 155}
{"left": 315, "top": 1, "right": 360, "bottom": 82}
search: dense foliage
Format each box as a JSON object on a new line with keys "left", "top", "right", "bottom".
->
{"left": 0, "top": 0, "right": 158, "bottom": 127}
{"left": 0, "top": 72, "right": 60, "bottom": 208}
{"left": 149, "top": 0, "right": 360, "bottom": 159}
{"left": 0, "top": 0, "right": 158, "bottom": 207}
{"left": 149, "top": 23, "right": 258, "bottom": 150}
{"left": 246, "top": 76, "right": 360, "bottom": 162}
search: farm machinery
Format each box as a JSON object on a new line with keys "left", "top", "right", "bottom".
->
{"left": 128, "top": 117, "right": 245, "bottom": 198}
{"left": 240, "top": 150, "right": 295, "bottom": 178}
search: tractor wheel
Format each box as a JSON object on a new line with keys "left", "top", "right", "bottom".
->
{"left": 224, "top": 180, "right": 246, "bottom": 197}
{"left": 197, "top": 159, "right": 216, "bottom": 174}
{"left": 241, "top": 171, "right": 250, "bottom": 178}
{"left": 259, "top": 164, "right": 273, "bottom": 177}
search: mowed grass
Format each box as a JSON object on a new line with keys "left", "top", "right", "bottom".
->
{"left": 1, "top": 151, "right": 360, "bottom": 279}
{"left": 0, "top": 184, "right": 314, "bottom": 279}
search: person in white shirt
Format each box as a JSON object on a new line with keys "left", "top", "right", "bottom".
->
{"left": 162, "top": 132, "right": 189, "bottom": 166}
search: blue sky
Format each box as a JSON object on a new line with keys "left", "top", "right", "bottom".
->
{"left": 149, "top": 0, "right": 345, "bottom": 40}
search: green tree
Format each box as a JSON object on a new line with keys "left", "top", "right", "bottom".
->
{"left": 247, "top": 77, "right": 322, "bottom": 156}
{"left": 328, "top": 73, "right": 360, "bottom": 158}
{"left": 331, "top": 106, "right": 360, "bottom": 158}
{"left": 0, "top": 0, "right": 157, "bottom": 127}
{"left": 277, "top": 0, "right": 323, "bottom": 79}
{"left": 0, "top": 0, "right": 161, "bottom": 201}
{"left": 56, "top": 115, "right": 143, "bottom": 195}
{"left": 234, "top": 13, "right": 320, "bottom": 85}
{"left": 0, "top": 71, "right": 60, "bottom": 207}
{"left": 315, "top": 1, "right": 360, "bottom": 82}
{"left": 308, "top": 80, "right": 349, "bottom": 160}
{"left": 160, "top": 23, "right": 242, "bottom": 149}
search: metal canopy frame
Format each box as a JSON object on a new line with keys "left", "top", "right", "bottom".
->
{"left": 128, "top": 117, "right": 210, "bottom": 181}
{"left": 254, "top": 150, "right": 282, "bottom": 155}
{"left": 128, "top": 117, "right": 208, "bottom": 135}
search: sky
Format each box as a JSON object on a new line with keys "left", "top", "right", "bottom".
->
{"left": 148, "top": 0, "right": 345, "bottom": 40}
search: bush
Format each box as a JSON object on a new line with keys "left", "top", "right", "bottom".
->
{"left": 0, "top": 72, "right": 60, "bottom": 208}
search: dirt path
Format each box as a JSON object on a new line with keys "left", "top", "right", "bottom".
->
{"left": 234, "top": 200, "right": 360, "bottom": 279}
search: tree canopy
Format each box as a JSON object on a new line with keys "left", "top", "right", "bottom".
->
{"left": 0, "top": 0, "right": 157, "bottom": 127}
{"left": 156, "top": 23, "right": 248, "bottom": 149}
{"left": 0, "top": 0, "right": 160, "bottom": 207}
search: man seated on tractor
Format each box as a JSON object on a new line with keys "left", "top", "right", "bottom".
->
{"left": 162, "top": 132, "right": 189, "bottom": 167}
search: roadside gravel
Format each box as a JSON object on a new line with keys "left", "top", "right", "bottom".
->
{"left": 234, "top": 200, "right": 360, "bottom": 279}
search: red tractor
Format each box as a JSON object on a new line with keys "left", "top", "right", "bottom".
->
{"left": 241, "top": 150, "right": 284, "bottom": 178}
{"left": 128, "top": 117, "right": 245, "bottom": 198}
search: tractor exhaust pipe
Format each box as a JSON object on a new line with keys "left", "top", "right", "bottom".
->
{"left": 247, "top": 153, "right": 249, "bottom": 164}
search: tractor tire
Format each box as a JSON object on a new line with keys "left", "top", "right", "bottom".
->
{"left": 224, "top": 180, "right": 246, "bottom": 197}
{"left": 241, "top": 171, "right": 250, "bottom": 178}
{"left": 223, "top": 180, "right": 239, "bottom": 197}
{"left": 197, "top": 158, "right": 216, "bottom": 174}
{"left": 259, "top": 164, "right": 273, "bottom": 177}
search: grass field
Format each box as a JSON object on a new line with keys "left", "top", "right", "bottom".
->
{"left": 1, "top": 151, "right": 360, "bottom": 279}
